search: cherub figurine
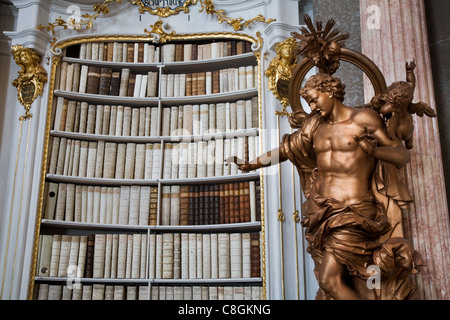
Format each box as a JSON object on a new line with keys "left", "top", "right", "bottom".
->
{"left": 370, "top": 61, "right": 436, "bottom": 149}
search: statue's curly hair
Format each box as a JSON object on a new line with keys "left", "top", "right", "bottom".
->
{"left": 300, "top": 73, "right": 346, "bottom": 102}
{"left": 386, "top": 81, "right": 413, "bottom": 106}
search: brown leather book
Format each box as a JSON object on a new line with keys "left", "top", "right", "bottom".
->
{"left": 219, "top": 183, "right": 226, "bottom": 224}
{"left": 212, "top": 70, "right": 220, "bottom": 94}
{"left": 175, "top": 43, "right": 184, "bottom": 62}
{"left": 213, "top": 184, "right": 220, "bottom": 224}
{"left": 188, "top": 185, "right": 195, "bottom": 225}
{"left": 110, "top": 72, "right": 121, "bottom": 96}
{"left": 86, "top": 66, "right": 101, "bottom": 94}
{"left": 106, "top": 42, "right": 114, "bottom": 61}
{"left": 127, "top": 44, "right": 134, "bottom": 63}
{"left": 250, "top": 233, "right": 260, "bottom": 277}
{"left": 98, "top": 67, "right": 112, "bottom": 95}
{"left": 255, "top": 180, "right": 261, "bottom": 222}
{"left": 179, "top": 185, "right": 190, "bottom": 225}
{"left": 127, "top": 73, "right": 136, "bottom": 97}
{"left": 191, "top": 43, "right": 198, "bottom": 60}
{"left": 233, "top": 182, "right": 240, "bottom": 224}
{"left": 191, "top": 73, "right": 198, "bottom": 96}
{"left": 197, "top": 72, "right": 206, "bottom": 95}
{"left": 138, "top": 42, "right": 145, "bottom": 63}
{"left": 203, "top": 184, "right": 210, "bottom": 225}
{"left": 224, "top": 183, "right": 231, "bottom": 224}
{"left": 149, "top": 186, "right": 158, "bottom": 225}
{"left": 185, "top": 73, "right": 192, "bottom": 96}
{"left": 84, "top": 234, "right": 95, "bottom": 278}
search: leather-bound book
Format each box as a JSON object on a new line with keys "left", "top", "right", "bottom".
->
{"left": 98, "top": 67, "right": 112, "bottom": 95}
{"left": 86, "top": 66, "right": 101, "bottom": 94}
{"left": 250, "top": 233, "right": 260, "bottom": 277}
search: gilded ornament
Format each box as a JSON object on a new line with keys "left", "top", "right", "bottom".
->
{"left": 131, "top": 0, "right": 197, "bottom": 17}
{"left": 11, "top": 45, "right": 48, "bottom": 120}
{"left": 265, "top": 37, "right": 297, "bottom": 113}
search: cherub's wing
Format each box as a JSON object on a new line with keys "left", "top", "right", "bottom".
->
{"left": 407, "top": 102, "right": 437, "bottom": 118}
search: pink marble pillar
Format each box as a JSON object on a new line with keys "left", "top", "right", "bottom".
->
{"left": 360, "top": 0, "right": 450, "bottom": 299}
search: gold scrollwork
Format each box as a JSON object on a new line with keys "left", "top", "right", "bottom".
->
{"left": 11, "top": 45, "right": 48, "bottom": 120}
{"left": 36, "top": 0, "right": 122, "bottom": 50}
{"left": 199, "top": 0, "right": 275, "bottom": 31}
{"left": 131, "top": 0, "right": 197, "bottom": 17}
{"left": 143, "top": 18, "right": 175, "bottom": 43}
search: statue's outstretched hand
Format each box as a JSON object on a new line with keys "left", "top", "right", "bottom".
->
{"left": 353, "top": 126, "right": 378, "bottom": 157}
{"left": 225, "top": 156, "right": 252, "bottom": 173}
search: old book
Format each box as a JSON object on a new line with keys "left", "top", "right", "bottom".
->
{"left": 179, "top": 186, "right": 190, "bottom": 225}
{"left": 86, "top": 141, "right": 97, "bottom": 178}
{"left": 202, "top": 234, "right": 211, "bottom": 279}
{"left": 127, "top": 73, "right": 136, "bottom": 97}
{"left": 125, "top": 234, "right": 134, "bottom": 278}
{"left": 162, "top": 233, "right": 174, "bottom": 279}
{"left": 170, "top": 185, "right": 180, "bottom": 225}
{"left": 148, "top": 233, "right": 156, "bottom": 278}
{"left": 230, "top": 233, "right": 242, "bottom": 278}
{"left": 210, "top": 233, "right": 218, "bottom": 279}
{"left": 161, "top": 185, "right": 171, "bottom": 225}
{"left": 129, "top": 185, "right": 141, "bottom": 225}
{"left": 86, "top": 66, "right": 101, "bottom": 94}
{"left": 250, "top": 233, "right": 260, "bottom": 277}
{"left": 93, "top": 234, "right": 106, "bottom": 278}
{"left": 133, "top": 74, "right": 142, "bottom": 98}
{"left": 83, "top": 234, "right": 95, "bottom": 278}
{"left": 37, "top": 235, "right": 53, "bottom": 277}
{"left": 118, "top": 186, "right": 131, "bottom": 225}
{"left": 149, "top": 187, "right": 158, "bottom": 225}
{"left": 54, "top": 183, "right": 67, "bottom": 221}
{"left": 242, "top": 233, "right": 251, "bottom": 278}
{"left": 160, "top": 73, "right": 167, "bottom": 97}
{"left": 218, "top": 233, "right": 230, "bottom": 278}
{"left": 147, "top": 71, "right": 158, "bottom": 97}
{"left": 124, "top": 142, "right": 136, "bottom": 179}
{"left": 99, "top": 67, "right": 112, "bottom": 95}
{"left": 155, "top": 234, "right": 162, "bottom": 278}
{"left": 152, "top": 143, "right": 161, "bottom": 179}
{"left": 188, "top": 233, "right": 196, "bottom": 279}
{"left": 140, "top": 234, "right": 147, "bottom": 279}
{"left": 138, "top": 186, "right": 150, "bottom": 226}
{"left": 166, "top": 74, "right": 174, "bottom": 97}
{"left": 134, "top": 143, "right": 145, "bottom": 179}
{"left": 86, "top": 104, "right": 96, "bottom": 134}
{"left": 65, "top": 183, "right": 75, "bottom": 222}
{"left": 43, "top": 182, "right": 59, "bottom": 220}
{"left": 185, "top": 73, "right": 192, "bottom": 96}
{"left": 131, "top": 234, "right": 141, "bottom": 279}
{"left": 180, "top": 233, "right": 189, "bottom": 279}
{"left": 117, "top": 234, "right": 128, "bottom": 278}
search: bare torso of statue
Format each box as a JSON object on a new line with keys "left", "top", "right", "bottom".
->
{"left": 313, "top": 109, "right": 377, "bottom": 205}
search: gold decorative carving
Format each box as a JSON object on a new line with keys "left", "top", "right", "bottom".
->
{"left": 199, "top": 0, "right": 275, "bottom": 31}
{"left": 131, "top": 0, "right": 197, "bottom": 17}
{"left": 11, "top": 45, "right": 48, "bottom": 120}
{"left": 37, "top": 0, "right": 274, "bottom": 49}
{"left": 265, "top": 37, "right": 297, "bottom": 113}
{"left": 36, "top": 0, "right": 122, "bottom": 50}
{"left": 143, "top": 18, "right": 175, "bottom": 43}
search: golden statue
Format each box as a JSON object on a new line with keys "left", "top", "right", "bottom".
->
{"left": 11, "top": 45, "right": 48, "bottom": 119}
{"left": 265, "top": 37, "right": 297, "bottom": 110}
{"left": 227, "top": 15, "right": 433, "bottom": 300}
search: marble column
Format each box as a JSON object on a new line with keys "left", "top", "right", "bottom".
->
{"left": 360, "top": 0, "right": 450, "bottom": 299}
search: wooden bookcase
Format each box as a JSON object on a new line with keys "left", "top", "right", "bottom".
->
{"left": 31, "top": 36, "right": 264, "bottom": 300}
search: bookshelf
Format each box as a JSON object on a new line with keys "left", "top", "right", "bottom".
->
{"left": 31, "top": 37, "right": 264, "bottom": 300}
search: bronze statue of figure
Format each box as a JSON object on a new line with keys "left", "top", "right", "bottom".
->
{"left": 226, "top": 72, "right": 424, "bottom": 300}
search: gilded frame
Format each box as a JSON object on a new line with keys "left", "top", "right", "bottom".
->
{"left": 131, "top": 0, "right": 198, "bottom": 17}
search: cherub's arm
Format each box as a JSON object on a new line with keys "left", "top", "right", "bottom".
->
{"left": 406, "top": 60, "right": 416, "bottom": 91}
{"left": 354, "top": 111, "right": 410, "bottom": 166}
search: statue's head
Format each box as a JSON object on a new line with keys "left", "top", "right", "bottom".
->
{"left": 300, "top": 73, "right": 346, "bottom": 103}
{"left": 386, "top": 81, "right": 414, "bottom": 107}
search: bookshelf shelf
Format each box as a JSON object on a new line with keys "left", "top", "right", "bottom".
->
{"left": 33, "top": 36, "right": 264, "bottom": 301}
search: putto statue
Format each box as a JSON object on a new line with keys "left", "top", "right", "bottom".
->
{"left": 227, "top": 15, "right": 434, "bottom": 300}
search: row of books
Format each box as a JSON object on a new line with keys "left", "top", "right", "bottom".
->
{"left": 34, "top": 284, "right": 263, "bottom": 300}
{"left": 161, "top": 41, "right": 254, "bottom": 62}
{"left": 44, "top": 180, "right": 261, "bottom": 226}
{"left": 57, "top": 63, "right": 159, "bottom": 97}
{"left": 160, "top": 181, "right": 262, "bottom": 226}
{"left": 36, "top": 232, "right": 261, "bottom": 280}
{"left": 47, "top": 136, "right": 259, "bottom": 180}
{"left": 160, "top": 66, "right": 257, "bottom": 97}
{"left": 43, "top": 183, "right": 158, "bottom": 225}
{"left": 74, "top": 40, "right": 253, "bottom": 63}
{"left": 52, "top": 97, "right": 259, "bottom": 137}
{"left": 56, "top": 63, "right": 257, "bottom": 98}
